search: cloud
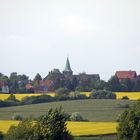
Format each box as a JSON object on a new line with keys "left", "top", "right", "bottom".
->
{"left": 57, "top": 16, "right": 95, "bottom": 34}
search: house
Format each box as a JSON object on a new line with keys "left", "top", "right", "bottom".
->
{"left": 34, "top": 80, "right": 54, "bottom": 93}
{"left": 115, "top": 71, "right": 137, "bottom": 81}
{"left": 0, "top": 82, "right": 9, "bottom": 93}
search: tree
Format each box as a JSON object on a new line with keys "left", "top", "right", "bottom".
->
{"left": 107, "top": 76, "right": 121, "bottom": 91}
{"left": 94, "top": 80, "right": 107, "bottom": 90}
{"left": 34, "top": 107, "right": 73, "bottom": 140}
{"left": 34, "top": 73, "right": 42, "bottom": 81}
{"left": 117, "top": 100, "right": 140, "bottom": 140}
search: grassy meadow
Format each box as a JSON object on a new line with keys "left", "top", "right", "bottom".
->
{"left": 0, "top": 99, "right": 135, "bottom": 121}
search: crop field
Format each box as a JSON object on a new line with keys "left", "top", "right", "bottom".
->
{"left": 115, "top": 92, "right": 140, "bottom": 100}
{"left": 0, "top": 93, "right": 55, "bottom": 101}
{"left": 0, "top": 92, "right": 140, "bottom": 101}
{"left": 0, "top": 120, "right": 117, "bottom": 136}
{"left": 0, "top": 99, "right": 135, "bottom": 121}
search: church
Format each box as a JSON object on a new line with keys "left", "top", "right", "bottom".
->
{"left": 63, "top": 57, "right": 100, "bottom": 81}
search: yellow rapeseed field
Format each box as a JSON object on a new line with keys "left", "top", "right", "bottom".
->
{"left": 0, "top": 120, "right": 117, "bottom": 136}
{"left": 115, "top": 92, "right": 140, "bottom": 100}
{"left": 80, "top": 92, "right": 91, "bottom": 97}
{"left": 0, "top": 93, "right": 55, "bottom": 101}
{"left": 67, "top": 122, "right": 117, "bottom": 136}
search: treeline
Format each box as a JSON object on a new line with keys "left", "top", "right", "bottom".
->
{"left": 0, "top": 71, "right": 140, "bottom": 93}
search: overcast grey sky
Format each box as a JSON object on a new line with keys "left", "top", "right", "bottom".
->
{"left": 0, "top": 0, "right": 140, "bottom": 81}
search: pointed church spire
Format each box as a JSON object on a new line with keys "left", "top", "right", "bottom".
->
{"left": 64, "top": 57, "right": 72, "bottom": 72}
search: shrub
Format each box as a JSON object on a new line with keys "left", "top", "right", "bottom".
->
{"left": 5, "top": 94, "right": 18, "bottom": 102}
{"left": 11, "top": 113, "right": 23, "bottom": 120}
{"left": 21, "top": 95, "right": 53, "bottom": 105}
{"left": 55, "top": 87, "right": 70, "bottom": 97}
{"left": 5, "top": 119, "right": 35, "bottom": 140}
{"left": 117, "top": 100, "right": 140, "bottom": 140}
{"left": 117, "top": 103, "right": 130, "bottom": 109}
{"left": 121, "top": 96, "right": 129, "bottom": 100}
{"left": 0, "top": 131, "right": 4, "bottom": 140}
{"left": 4, "top": 94, "right": 19, "bottom": 106}
{"left": 90, "top": 90, "right": 116, "bottom": 99}
{"left": 70, "top": 112, "right": 84, "bottom": 121}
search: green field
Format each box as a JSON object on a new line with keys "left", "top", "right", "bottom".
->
{"left": 74, "top": 135, "right": 117, "bottom": 140}
{"left": 0, "top": 99, "right": 135, "bottom": 121}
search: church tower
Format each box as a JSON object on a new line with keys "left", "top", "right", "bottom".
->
{"left": 63, "top": 57, "right": 73, "bottom": 78}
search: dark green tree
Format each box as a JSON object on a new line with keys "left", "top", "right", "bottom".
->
{"left": 117, "top": 100, "right": 140, "bottom": 140}
{"left": 34, "top": 73, "right": 42, "bottom": 81}
{"left": 107, "top": 76, "right": 121, "bottom": 92}
{"left": 34, "top": 107, "right": 73, "bottom": 140}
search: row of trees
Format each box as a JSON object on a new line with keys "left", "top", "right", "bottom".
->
{"left": 1, "top": 71, "right": 140, "bottom": 93}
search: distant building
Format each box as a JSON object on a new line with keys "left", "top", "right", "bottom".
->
{"left": 0, "top": 82, "right": 9, "bottom": 93}
{"left": 34, "top": 80, "right": 54, "bottom": 93}
{"left": 63, "top": 57, "right": 100, "bottom": 81}
{"left": 63, "top": 57, "right": 73, "bottom": 78}
{"left": 115, "top": 71, "right": 137, "bottom": 81}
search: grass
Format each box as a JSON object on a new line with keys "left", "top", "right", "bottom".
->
{"left": 0, "top": 99, "right": 135, "bottom": 121}
{"left": 0, "top": 120, "right": 117, "bottom": 136}
{"left": 74, "top": 135, "right": 117, "bottom": 140}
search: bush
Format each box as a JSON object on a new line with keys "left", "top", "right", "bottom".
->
{"left": 5, "top": 94, "right": 18, "bottom": 102}
{"left": 90, "top": 90, "right": 116, "bottom": 99}
{"left": 5, "top": 119, "right": 35, "bottom": 140}
{"left": 70, "top": 112, "right": 84, "bottom": 121}
{"left": 0, "top": 131, "right": 4, "bottom": 140}
{"left": 4, "top": 94, "right": 19, "bottom": 106}
{"left": 117, "top": 103, "right": 130, "bottom": 109}
{"left": 117, "top": 100, "right": 140, "bottom": 140}
{"left": 121, "top": 96, "right": 129, "bottom": 100}
{"left": 21, "top": 95, "right": 53, "bottom": 105}
{"left": 11, "top": 113, "right": 23, "bottom": 120}
{"left": 55, "top": 87, "right": 70, "bottom": 97}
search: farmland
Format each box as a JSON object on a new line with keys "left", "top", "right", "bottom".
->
{"left": 0, "top": 92, "right": 140, "bottom": 101}
{"left": 0, "top": 99, "right": 135, "bottom": 121}
{"left": 115, "top": 92, "right": 140, "bottom": 100}
{"left": 0, "top": 93, "right": 55, "bottom": 101}
{"left": 0, "top": 120, "right": 117, "bottom": 136}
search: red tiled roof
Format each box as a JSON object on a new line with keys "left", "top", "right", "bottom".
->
{"left": 40, "top": 80, "right": 53, "bottom": 87}
{"left": 25, "top": 84, "right": 33, "bottom": 89}
{"left": 115, "top": 71, "right": 137, "bottom": 80}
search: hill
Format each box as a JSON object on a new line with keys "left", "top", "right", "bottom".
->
{"left": 0, "top": 99, "right": 135, "bottom": 121}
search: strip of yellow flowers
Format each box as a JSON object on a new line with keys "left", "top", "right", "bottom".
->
{"left": 0, "top": 92, "right": 140, "bottom": 101}
{"left": 0, "top": 120, "right": 117, "bottom": 136}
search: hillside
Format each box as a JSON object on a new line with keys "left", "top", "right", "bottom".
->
{"left": 0, "top": 99, "right": 135, "bottom": 121}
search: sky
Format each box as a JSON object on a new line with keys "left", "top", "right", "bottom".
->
{"left": 0, "top": 0, "right": 140, "bottom": 81}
